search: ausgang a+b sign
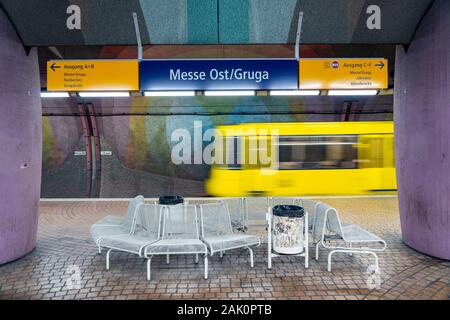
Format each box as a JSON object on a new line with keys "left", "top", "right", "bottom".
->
{"left": 140, "top": 59, "right": 299, "bottom": 91}
{"left": 47, "top": 60, "right": 139, "bottom": 91}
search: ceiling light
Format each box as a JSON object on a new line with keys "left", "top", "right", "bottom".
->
{"left": 270, "top": 90, "right": 320, "bottom": 96}
{"left": 78, "top": 92, "right": 130, "bottom": 97}
{"left": 41, "top": 92, "right": 69, "bottom": 98}
{"left": 328, "top": 90, "right": 378, "bottom": 96}
{"left": 144, "top": 91, "right": 196, "bottom": 97}
{"left": 204, "top": 90, "right": 255, "bottom": 96}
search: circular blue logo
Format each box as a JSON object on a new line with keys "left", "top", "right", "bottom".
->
{"left": 331, "top": 61, "right": 339, "bottom": 69}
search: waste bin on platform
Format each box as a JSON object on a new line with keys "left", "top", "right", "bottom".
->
{"left": 158, "top": 195, "right": 184, "bottom": 205}
{"left": 272, "top": 205, "right": 305, "bottom": 254}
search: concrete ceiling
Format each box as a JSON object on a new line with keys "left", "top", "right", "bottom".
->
{"left": 0, "top": 0, "right": 433, "bottom": 46}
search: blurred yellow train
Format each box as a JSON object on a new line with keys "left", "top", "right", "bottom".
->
{"left": 205, "top": 121, "right": 396, "bottom": 196}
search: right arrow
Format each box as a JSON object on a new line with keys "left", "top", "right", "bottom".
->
{"left": 375, "top": 61, "right": 385, "bottom": 70}
{"left": 50, "top": 62, "right": 61, "bottom": 72}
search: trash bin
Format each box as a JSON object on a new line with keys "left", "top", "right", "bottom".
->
{"left": 158, "top": 195, "right": 184, "bottom": 205}
{"left": 272, "top": 205, "right": 305, "bottom": 254}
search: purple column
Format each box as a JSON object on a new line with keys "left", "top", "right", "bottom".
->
{"left": 394, "top": 0, "right": 450, "bottom": 260}
{"left": 0, "top": 9, "right": 42, "bottom": 264}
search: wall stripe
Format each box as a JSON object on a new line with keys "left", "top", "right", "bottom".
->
{"left": 218, "top": 0, "right": 249, "bottom": 44}
{"left": 187, "top": 0, "right": 218, "bottom": 44}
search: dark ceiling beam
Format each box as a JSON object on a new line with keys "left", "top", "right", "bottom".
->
{"left": 0, "top": 0, "right": 433, "bottom": 47}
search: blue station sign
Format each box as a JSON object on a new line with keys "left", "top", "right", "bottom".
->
{"left": 140, "top": 59, "right": 298, "bottom": 91}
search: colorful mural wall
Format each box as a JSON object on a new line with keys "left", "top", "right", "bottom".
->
{"left": 41, "top": 94, "right": 393, "bottom": 198}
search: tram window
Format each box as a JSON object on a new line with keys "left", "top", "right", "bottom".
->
{"left": 278, "top": 135, "right": 358, "bottom": 170}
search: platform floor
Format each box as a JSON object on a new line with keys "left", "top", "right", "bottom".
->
{"left": 0, "top": 197, "right": 448, "bottom": 300}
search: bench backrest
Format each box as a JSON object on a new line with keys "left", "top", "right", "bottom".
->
{"left": 135, "top": 203, "right": 162, "bottom": 241}
{"left": 200, "top": 202, "right": 233, "bottom": 238}
{"left": 313, "top": 202, "right": 344, "bottom": 242}
{"left": 325, "top": 207, "right": 344, "bottom": 238}
{"left": 222, "top": 197, "right": 246, "bottom": 223}
{"left": 161, "top": 204, "right": 200, "bottom": 240}
{"left": 123, "top": 195, "right": 145, "bottom": 231}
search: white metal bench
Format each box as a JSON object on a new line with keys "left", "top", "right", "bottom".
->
{"left": 313, "top": 203, "right": 386, "bottom": 272}
{"left": 144, "top": 204, "right": 208, "bottom": 280}
{"left": 90, "top": 195, "right": 145, "bottom": 252}
{"left": 97, "top": 203, "right": 162, "bottom": 271}
{"left": 199, "top": 202, "right": 260, "bottom": 273}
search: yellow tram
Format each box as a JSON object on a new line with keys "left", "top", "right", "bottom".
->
{"left": 205, "top": 121, "right": 396, "bottom": 196}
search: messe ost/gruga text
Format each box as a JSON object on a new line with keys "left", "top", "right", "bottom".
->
{"left": 169, "top": 68, "right": 270, "bottom": 83}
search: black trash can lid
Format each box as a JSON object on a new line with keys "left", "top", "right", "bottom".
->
{"left": 272, "top": 205, "right": 304, "bottom": 218}
{"left": 158, "top": 195, "right": 184, "bottom": 205}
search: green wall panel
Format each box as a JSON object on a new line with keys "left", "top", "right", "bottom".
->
{"left": 187, "top": 0, "right": 218, "bottom": 43}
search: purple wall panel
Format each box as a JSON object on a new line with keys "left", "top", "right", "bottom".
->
{"left": 0, "top": 9, "right": 42, "bottom": 264}
{"left": 394, "top": 0, "right": 450, "bottom": 260}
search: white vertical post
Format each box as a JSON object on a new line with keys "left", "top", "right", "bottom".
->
{"left": 147, "top": 257, "right": 152, "bottom": 281}
{"left": 244, "top": 197, "right": 248, "bottom": 227}
{"left": 106, "top": 249, "right": 112, "bottom": 270}
{"left": 204, "top": 255, "right": 208, "bottom": 279}
{"left": 304, "top": 211, "right": 309, "bottom": 268}
{"left": 294, "top": 11, "right": 304, "bottom": 60}
{"left": 248, "top": 247, "right": 254, "bottom": 268}
{"left": 132, "top": 12, "right": 143, "bottom": 60}
{"left": 267, "top": 205, "right": 272, "bottom": 269}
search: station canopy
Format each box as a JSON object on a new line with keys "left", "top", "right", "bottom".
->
{"left": 0, "top": 0, "right": 433, "bottom": 46}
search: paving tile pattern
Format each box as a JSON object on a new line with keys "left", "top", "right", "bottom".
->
{"left": 0, "top": 198, "right": 448, "bottom": 300}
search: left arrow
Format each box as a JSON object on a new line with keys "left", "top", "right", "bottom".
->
{"left": 50, "top": 62, "right": 61, "bottom": 72}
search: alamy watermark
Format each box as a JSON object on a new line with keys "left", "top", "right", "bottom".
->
{"left": 65, "top": 265, "right": 82, "bottom": 290}
{"left": 170, "top": 121, "right": 279, "bottom": 173}
{"left": 366, "top": 264, "right": 382, "bottom": 290}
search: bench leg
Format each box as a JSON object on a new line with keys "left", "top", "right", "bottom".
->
{"left": 315, "top": 242, "right": 321, "bottom": 260}
{"left": 328, "top": 250, "right": 379, "bottom": 273}
{"left": 166, "top": 254, "right": 170, "bottom": 264}
{"left": 305, "top": 245, "right": 309, "bottom": 269}
{"left": 304, "top": 216, "right": 309, "bottom": 268}
{"left": 204, "top": 255, "right": 208, "bottom": 280}
{"left": 106, "top": 249, "right": 112, "bottom": 270}
{"left": 147, "top": 256, "right": 153, "bottom": 281}
{"left": 195, "top": 254, "right": 199, "bottom": 264}
{"left": 267, "top": 220, "right": 272, "bottom": 269}
{"left": 327, "top": 250, "right": 335, "bottom": 272}
{"left": 98, "top": 247, "right": 102, "bottom": 254}
{"left": 246, "top": 247, "right": 254, "bottom": 268}
{"left": 371, "top": 252, "right": 379, "bottom": 273}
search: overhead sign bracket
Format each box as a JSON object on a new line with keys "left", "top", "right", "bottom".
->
{"left": 132, "top": 12, "right": 143, "bottom": 60}
{"left": 294, "top": 11, "right": 304, "bottom": 60}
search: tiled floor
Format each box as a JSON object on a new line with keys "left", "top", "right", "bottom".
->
{"left": 0, "top": 197, "right": 448, "bottom": 300}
